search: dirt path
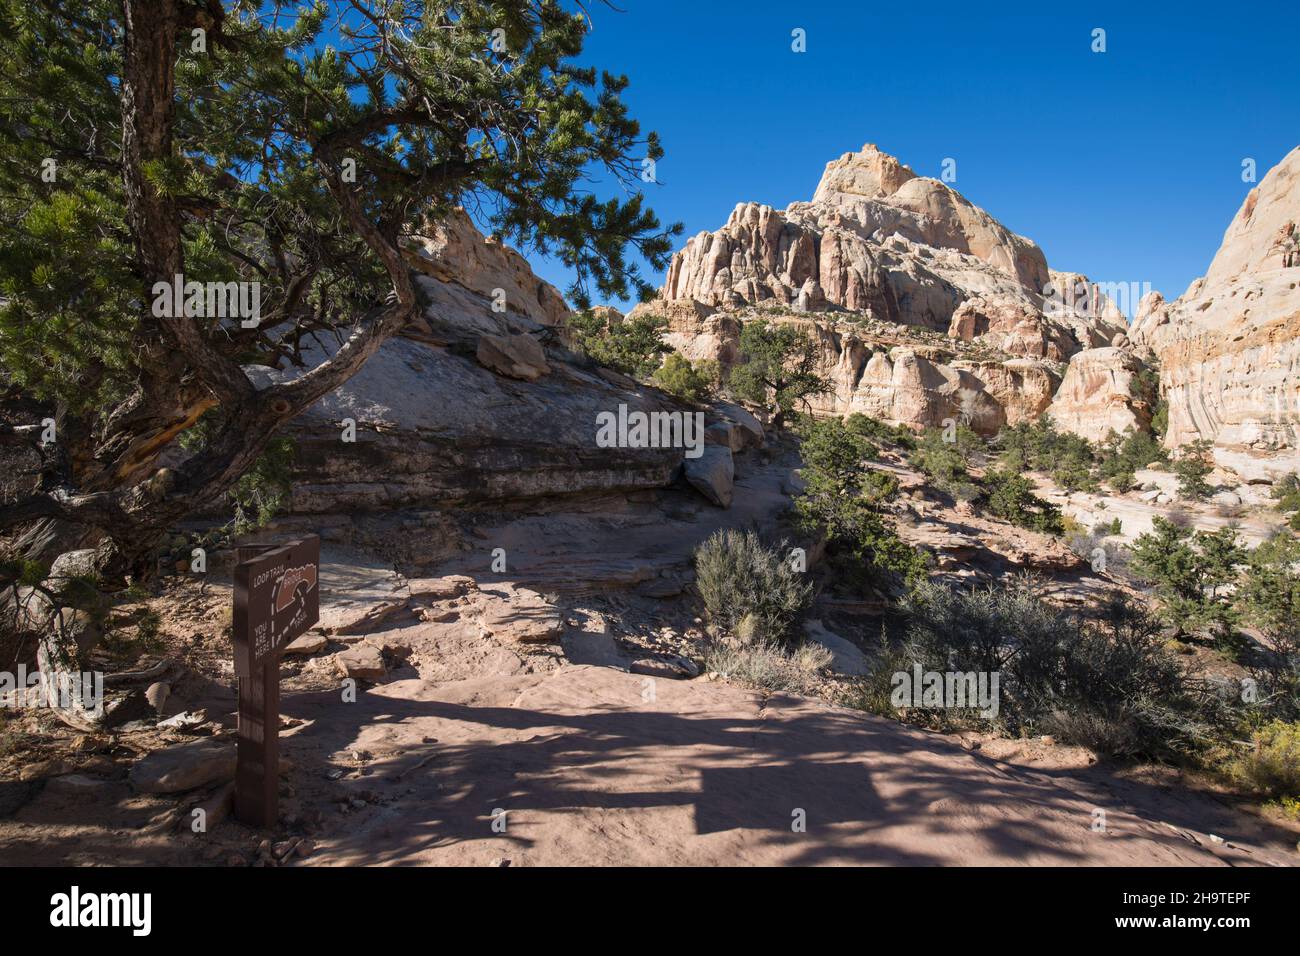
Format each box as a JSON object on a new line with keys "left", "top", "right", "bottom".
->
{"left": 3, "top": 452, "right": 1296, "bottom": 867}
{"left": 279, "top": 664, "right": 1290, "bottom": 866}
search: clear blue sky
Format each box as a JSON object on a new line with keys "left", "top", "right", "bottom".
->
{"left": 520, "top": 1, "right": 1300, "bottom": 315}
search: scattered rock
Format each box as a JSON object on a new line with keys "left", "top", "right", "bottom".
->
{"left": 406, "top": 575, "right": 475, "bottom": 602}
{"left": 418, "top": 607, "right": 460, "bottom": 623}
{"left": 129, "top": 739, "right": 237, "bottom": 794}
{"left": 476, "top": 587, "right": 564, "bottom": 643}
{"left": 103, "top": 689, "right": 155, "bottom": 728}
{"left": 157, "top": 710, "right": 208, "bottom": 731}
{"left": 45, "top": 773, "right": 110, "bottom": 795}
{"left": 334, "top": 644, "right": 387, "bottom": 681}
{"left": 145, "top": 681, "right": 170, "bottom": 714}
{"left": 629, "top": 657, "right": 697, "bottom": 680}
{"left": 804, "top": 620, "right": 869, "bottom": 676}
{"left": 330, "top": 599, "right": 412, "bottom": 636}
{"left": 284, "top": 633, "right": 328, "bottom": 656}
{"left": 192, "top": 782, "right": 235, "bottom": 830}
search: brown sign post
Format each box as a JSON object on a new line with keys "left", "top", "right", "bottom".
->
{"left": 232, "top": 535, "right": 320, "bottom": 828}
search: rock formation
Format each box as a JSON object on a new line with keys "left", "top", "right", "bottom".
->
{"left": 403, "top": 207, "right": 570, "bottom": 327}
{"left": 240, "top": 212, "right": 762, "bottom": 519}
{"left": 645, "top": 144, "right": 1125, "bottom": 434}
{"left": 1045, "top": 347, "right": 1152, "bottom": 442}
{"left": 1131, "top": 146, "right": 1300, "bottom": 480}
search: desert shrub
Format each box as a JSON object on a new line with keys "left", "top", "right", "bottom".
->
{"left": 994, "top": 416, "right": 1093, "bottom": 480}
{"left": 694, "top": 529, "right": 812, "bottom": 643}
{"left": 844, "top": 413, "right": 916, "bottom": 450}
{"left": 982, "top": 469, "right": 1064, "bottom": 535}
{"left": 908, "top": 424, "right": 982, "bottom": 493}
{"left": 1227, "top": 721, "right": 1300, "bottom": 798}
{"left": 1172, "top": 439, "right": 1215, "bottom": 500}
{"left": 994, "top": 420, "right": 1166, "bottom": 494}
{"left": 840, "top": 627, "right": 911, "bottom": 717}
{"left": 1129, "top": 517, "right": 1244, "bottom": 636}
{"left": 1271, "top": 473, "right": 1300, "bottom": 513}
{"left": 703, "top": 637, "right": 832, "bottom": 694}
{"left": 795, "top": 418, "right": 928, "bottom": 589}
{"left": 1098, "top": 426, "right": 1168, "bottom": 478}
{"left": 568, "top": 310, "right": 670, "bottom": 379}
{"left": 1239, "top": 533, "right": 1300, "bottom": 637}
{"left": 891, "top": 578, "right": 1227, "bottom": 758}
{"left": 1106, "top": 470, "right": 1137, "bottom": 493}
{"left": 1236, "top": 540, "right": 1300, "bottom": 722}
{"left": 651, "top": 353, "right": 718, "bottom": 403}
{"left": 1094, "top": 517, "right": 1123, "bottom": 536}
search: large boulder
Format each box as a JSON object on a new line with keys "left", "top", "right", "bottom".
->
{"left": 651, "top": 143, "right": 1127, "bottom": 435}
{"left": 683, "top": 445, "right": 734, "bottom": 507}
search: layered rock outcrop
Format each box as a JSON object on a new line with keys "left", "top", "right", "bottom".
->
{"left": 403, "top": 207, "right": 570, "bottom": 327}
{"left": 649, "top": 144, "right": 1125, "bottom": 433}
{"left": 1131, "top": 146, "right": 1300, "bottom": 479}
{"left": 248, "top": 216, "right": 755, "bottom": 515}
{"left": 1045, "top": 347, "right": 1152, "bottom": 442}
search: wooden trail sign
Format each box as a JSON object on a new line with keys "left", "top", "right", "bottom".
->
{"left": 232, "top": 535, "right": 320, "bottom": 828}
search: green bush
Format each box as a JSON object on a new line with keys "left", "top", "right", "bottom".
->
{"left": 727, "top": 320, "right": 830, "bottom": 429}
{"left": 651, "top": 353, "right": 719, "bottom": 403}
{"left": 844, "top": 413, "right": 916, "bottom": 450}
{"left": 1227, "top": 721, "right": 1300, "bottom": 798}
{"left": 893, "top": 578, "right": 1229, "bottom": 758}
{"left": 1172, "top": 439, "right": 1215, "bottom": 500}
{"left": 1271, "top": 473, "right": 1300, "bottom": 513}
{"left": 694, "top": 529, "right": 812, "bottom": 644}
{"left": 1129, "top": 517, "right": 1243, "bottom": 636}
{"left": 795, "top": 417, "right": 927, "bottom": 589}
{"left": 908, "top": 424, "right": 981, "bottom": 492}
{"left": 568, "top": 310, "right": 670, "bottom": 379}
{"left": 982, "top": 469, "right": 1064, "bottom": 535}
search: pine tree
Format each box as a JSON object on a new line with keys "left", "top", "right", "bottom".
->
{"left": 0, "top": 0, "right": 679, "bottom": 581}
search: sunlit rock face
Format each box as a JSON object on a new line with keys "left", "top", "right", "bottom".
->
{"left": 1131, "top": 147, "right": 1300, "bottom": 480}
{"left": 651, "top": 143, "right": 1125, "bottom": 433}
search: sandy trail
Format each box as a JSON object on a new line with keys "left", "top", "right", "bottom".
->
{"left": 280, "top": 664, "right": 1290, "bottom": 867}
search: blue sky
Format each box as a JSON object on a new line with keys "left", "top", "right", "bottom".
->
{"left": 520, "top": 1, "right": 1300, "bottom": 315}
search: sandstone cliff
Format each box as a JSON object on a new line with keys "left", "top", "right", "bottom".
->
{"left": 647, "top": 144, "right": 1127, "bottom": 434}
{"left": 250, "top": 214, "right": 745, "bottom": 518}
{"left": 1131, "top": 147, "right": 1300, "bottom": 480}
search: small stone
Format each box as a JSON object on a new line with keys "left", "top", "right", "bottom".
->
{"left": 333, "top": 644, "right": 387, "bottom": 681}
{"left": 157, "top": 709, "right": 208, "bottom": 731}
{"left": 128, "top": 739, "right": 236, "bottom": 794}
{"left": 418, "top": 607, "right": 460, "bottom": 623}
{"left": 45, "top": 773, "right": 109, "bottom": 795}
{"left": 283, "top": 633, "right": 328, "bottom": 656}
{"left": 145, "top": 681, "right": 170, "bottom": 714}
